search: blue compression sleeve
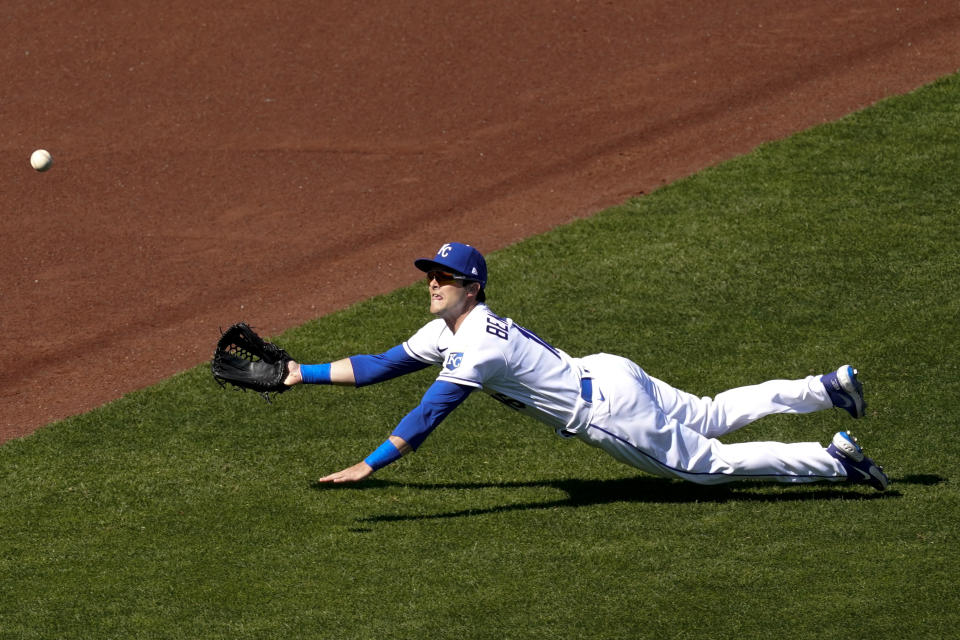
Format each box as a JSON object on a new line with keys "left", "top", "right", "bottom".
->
{"left": 349, "top": 344, "right": 431, "bottom": 387}
{"left": 391, "top": 380, "right": 473, "bottom": 450}
{"left": 364, "top": 440, "right": 402, "bottom": 471}
{"left": 299, "top": 363, "right": 331, "bottom": 384}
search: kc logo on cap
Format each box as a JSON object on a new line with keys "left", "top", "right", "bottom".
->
{"left": 415, "top": 242, "right": 488, "bottom": 287}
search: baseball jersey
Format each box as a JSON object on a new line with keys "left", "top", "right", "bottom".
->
{"left": 402, "top": 304, "right": 592, "bottom": 433}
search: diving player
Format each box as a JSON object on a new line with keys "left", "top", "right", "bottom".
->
{"left": 284, "top": 242, "right": 888, "bottom": 491}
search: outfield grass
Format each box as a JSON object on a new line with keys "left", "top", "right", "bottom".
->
{"left": 2, "top": 73, "right": 959, "bottom": 639}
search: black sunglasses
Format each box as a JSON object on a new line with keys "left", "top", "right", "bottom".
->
{"left": 426, "top": 270, "right": 470, "bottom": 285}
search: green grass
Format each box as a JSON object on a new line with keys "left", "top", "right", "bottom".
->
{"left": 3, "top": 73, "right": 960, "bottom": 639}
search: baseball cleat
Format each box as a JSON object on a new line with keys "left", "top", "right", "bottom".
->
{"left": 827, "top": 431, "right": 889, "bottom": 490}
{"left": 821, "top": 365, "right": 866, "bottom": 418}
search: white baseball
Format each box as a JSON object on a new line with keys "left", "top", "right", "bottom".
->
{"left": 30, "top": 149, "right": 53, "bottom": 172}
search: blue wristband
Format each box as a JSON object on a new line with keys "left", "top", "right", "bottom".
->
{"left": 364, "top": 440, "right": 402, "bottom": 471}
{"left": 300, "top": 363, "right": 332, "bottom": 385}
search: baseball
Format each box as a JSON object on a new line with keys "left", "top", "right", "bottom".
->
{"left": 30, "top": 149, "right": 52, "bottom": 172}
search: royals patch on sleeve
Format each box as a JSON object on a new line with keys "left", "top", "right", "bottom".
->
{"left": 444, "top": 352, "right": 464, "bottom": 371}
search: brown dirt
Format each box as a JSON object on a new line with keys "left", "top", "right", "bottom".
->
{"left": 2, "top": 1, "right": 958, "bottom": 443}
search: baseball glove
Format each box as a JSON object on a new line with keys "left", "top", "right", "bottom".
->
{"left": 211, "top": 322, "right": 293, "bottom": 401}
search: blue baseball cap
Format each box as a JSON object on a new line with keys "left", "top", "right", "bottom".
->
{"left": 414, "top": 242, "right": 487, "bottom": 287}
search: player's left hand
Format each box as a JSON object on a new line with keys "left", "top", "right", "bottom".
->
{"left": 317, "top": 461, "right": 374, "bottom": 483}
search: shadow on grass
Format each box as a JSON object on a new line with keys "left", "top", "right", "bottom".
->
{"left": 311, "top": 473, "right": 944, "bottom": 523}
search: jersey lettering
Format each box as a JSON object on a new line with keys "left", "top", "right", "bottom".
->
{"left": 484, "top": 311, "right": 560, "bottom": 358}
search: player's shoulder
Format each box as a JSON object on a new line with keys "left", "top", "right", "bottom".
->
{"left": 421, "top": 317, "right": 456, "bottom": 346}
{"left": 451, "top": 304, "right": 513, "bottom": 347}
{"left": 403, "top": 317, "right": 453, "bottom": 361}
{"left": 420, "top": 316, "right": 449, "bottom": 334}
{"left": 458, "top": 304, "right": 505, "bottom": 332}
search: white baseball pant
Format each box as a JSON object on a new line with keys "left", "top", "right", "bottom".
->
{"left": 573, "top": 354, "right": 846, "bottom": 484}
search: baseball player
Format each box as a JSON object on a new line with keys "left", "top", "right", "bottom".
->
{"left": 284, "top": 242, "right": 888, "bottom": 490}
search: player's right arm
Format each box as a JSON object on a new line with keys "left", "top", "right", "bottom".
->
{"left": 317, "top": 379, "right": 473, "bottom": 483}
{"left": 317, "top": 434, "right": 411, "bottom": 483}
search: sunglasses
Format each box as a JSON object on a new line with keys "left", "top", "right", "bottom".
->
{"left": 426, "top": 270, "right": 469, "bottom": 285}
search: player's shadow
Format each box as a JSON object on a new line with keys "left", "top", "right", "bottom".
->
{"left": 312, "top": 473, "right": 941, "bottom": 523}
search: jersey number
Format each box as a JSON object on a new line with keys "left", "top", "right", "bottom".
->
{"left": 491, "top": 392, "right": 526, "bottom": 411}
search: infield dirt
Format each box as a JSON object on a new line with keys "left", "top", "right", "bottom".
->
{"left": 2, "top": 1, "right": 958, "bottom": 442}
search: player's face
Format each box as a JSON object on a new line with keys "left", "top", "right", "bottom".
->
{"left": 426, "top": 270, "right": 476, "bottom": 322}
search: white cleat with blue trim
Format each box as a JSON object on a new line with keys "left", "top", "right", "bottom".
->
{"left": 827, "top": 431, "right": 889, "bottom": 491}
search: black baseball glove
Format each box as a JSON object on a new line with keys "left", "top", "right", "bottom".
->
{"left": 211, "top": 322, "right": 293, "bottom": 401}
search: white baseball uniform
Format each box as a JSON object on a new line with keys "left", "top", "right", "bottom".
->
{"left": 403, "top": 303, "right": 846, "bottom": 485}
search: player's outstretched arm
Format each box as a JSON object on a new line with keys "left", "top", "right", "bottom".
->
{"left": 285, "top": 346, "right": 431, "bottom": 388}
{"left": 284, "top": 358, "right": 355, "bottom": 386}
{"left": 317, "top": 436, "right": 412, "bottom": 483}
{"left": 316, "top": 381, "right": 471, "bottom": 483}
{"left": 316, "top": 462, "right": 373, "bottom": 483}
